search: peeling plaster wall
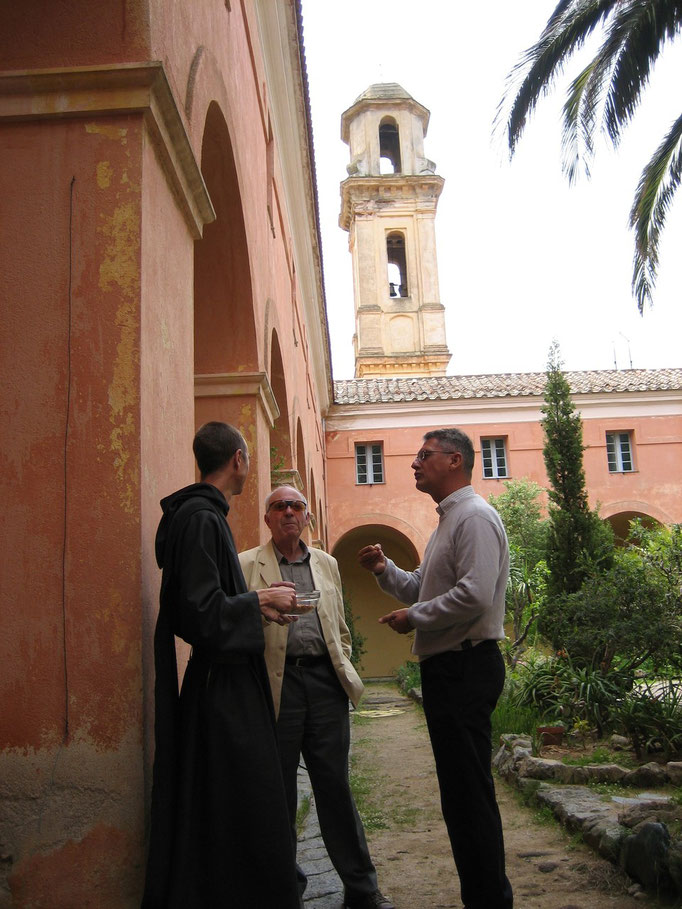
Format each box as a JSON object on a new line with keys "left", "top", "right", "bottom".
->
{"left": 0, "top": 114, "right": 146, "bottom": 905}
{"left": 0, "top": 1, "right": 332, "bottom": 904}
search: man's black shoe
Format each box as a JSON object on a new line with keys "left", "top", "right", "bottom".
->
{"left": 342, "top": 890, "right": 395, "bottom": 909}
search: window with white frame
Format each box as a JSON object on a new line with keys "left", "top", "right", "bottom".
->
{"left": 481, "top": 437, "right": 508, "bottom": 479}
{"left": 606, "top": 432, "right": 634, "bottom": 472}
{"left": 355, "top": 443, "right": 384, "bottom": 484}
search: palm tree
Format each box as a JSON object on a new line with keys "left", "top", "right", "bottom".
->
{"left": 500, "top": 0, "right": 682, "bottom": 312}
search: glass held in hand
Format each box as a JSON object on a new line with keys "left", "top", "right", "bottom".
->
{"left": 285, "top": 589, "right": 321, "bottom": 616}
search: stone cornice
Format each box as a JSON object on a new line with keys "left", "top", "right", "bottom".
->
{"left": 0, "top": 62, "right": 215, "bottom": 239}
{"left": 194, "top": 372, "right": 280, "bottom": 427}
{"left": 340, "top": 175, "right": 444, "bottom": 230}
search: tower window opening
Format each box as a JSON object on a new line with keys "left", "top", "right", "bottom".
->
{"left": 379, "top": 118, "right": 401, "bottom": 174}
{"left": 387, "top": 232, "right": 408, "bottom": 297}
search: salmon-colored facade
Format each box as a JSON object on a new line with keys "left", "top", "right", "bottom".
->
{"left": 325, "top": 376, "right": 682, "bottom": 678}
{"left": 0, "top": 1, "right": 330, "bottom": 904}
{"left": 1, "top": 4, "right": 681, "bottom": 904}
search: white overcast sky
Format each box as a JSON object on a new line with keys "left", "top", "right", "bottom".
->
{"left": 300, "top": 0, "right": 682, "bottom": 379}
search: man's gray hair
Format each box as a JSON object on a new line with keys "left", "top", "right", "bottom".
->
{"left": 264, "top": 485, "right": 308, "bottom": 512}
{"left": 424, "top": 428, "right": 475, "bottom": 473}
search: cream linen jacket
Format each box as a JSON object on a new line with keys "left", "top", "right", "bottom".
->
{"left": 239, "top": 541, "right": 364, "bottom": 717}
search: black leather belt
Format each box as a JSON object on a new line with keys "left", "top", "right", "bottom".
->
{"left": 285, "top": 653, "right": 329, "bottom": 668}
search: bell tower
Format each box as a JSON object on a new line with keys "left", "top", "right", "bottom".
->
{"left": 340, "top": 83, "right": 451, "bottom": 378}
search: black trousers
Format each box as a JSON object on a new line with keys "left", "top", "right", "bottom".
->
{"left": 420, "top": 641, "right": 513, "bottom": 909}
{"left": 276, "top": 656, "right": 378, "bottom": 896}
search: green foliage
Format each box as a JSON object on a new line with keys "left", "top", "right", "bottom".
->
{"left": 561, "top": 746, "right": 618, "bottom": 767}
{"left": 538, "top": 522, "right": 682, "bottom": 673}
{"left": 489, "top": 478, "right": 548, "bottom": 568}
{"left": 541, "top": 344, "right": 614, "bottom": 598}
{"left": 491, "top": 696, "right": 541, "bottom": 746}
{"left": 490, "top": 479, "right": 551, "bottom": 664}
{"left": 343, "top": 592, "right": 366, "bottom": 669}
{"left": 611, "top": 681, "right": 682, "bottom": 761}
{"left": 510, "top": 653, "right": 629, "bottom": 736}
{"left": 395, "top": 660, "right": 421, "bottom": 695}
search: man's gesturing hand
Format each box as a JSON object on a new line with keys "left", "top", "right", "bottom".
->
{"left": 358, "top": 543, "right": 386, "bottom": 575}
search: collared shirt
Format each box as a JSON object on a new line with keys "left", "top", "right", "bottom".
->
{"left": 273, "top": 541, "right": 326, "bottom": 657}
{"left": 377, "top": 485, "right": 509, "bottom": 658}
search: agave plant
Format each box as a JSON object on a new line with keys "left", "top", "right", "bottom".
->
{"left": 500, "top": 0, "right": 682, "bottom": 311}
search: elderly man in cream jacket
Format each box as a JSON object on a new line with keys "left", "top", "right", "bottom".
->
{"left": 239, "top": 485, "right": 394, "bottom": 909}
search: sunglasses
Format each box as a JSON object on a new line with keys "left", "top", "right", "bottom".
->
{"left": 415, "top": 448, "right": 456, "bottom": 461}
{"left": 268, "top": 499, "right": 307, "bottom": 512}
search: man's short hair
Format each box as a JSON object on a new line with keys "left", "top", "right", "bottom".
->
{"left": 264, "top": 485, "right": 308, "bottom": 512}
{"left": 424, "top": 428, "right": 475, "bottom": 473}
{"left": 193, "top": 422, "right": 245, "bottom": 478}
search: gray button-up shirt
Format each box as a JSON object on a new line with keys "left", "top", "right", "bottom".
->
{"left": 377, "top": 486, "right": 509, "bottom": 658}
{"left": 274, "top": 541, "right": 326, "bottom": 657}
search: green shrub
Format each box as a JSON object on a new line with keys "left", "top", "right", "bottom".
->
{"left": 395, "top": 660, "right": 421, "bottom": 694}
{"left": 491, "top": 697, "right": 541, "bottom": 745}
{"left": 611, "top": 680, "right": 682, "bottom": 760}
{"left": 510, "top": 653, "right": 628, "bottom": 736}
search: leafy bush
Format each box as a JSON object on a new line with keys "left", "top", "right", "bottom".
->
{"left": 538, "top": 523, "right": 682, "bottom": 673}
{"left": 510, "top": 653, "right": 629, "bottom": 736}
{"left": 343, "top": 593, "right": 366, "bottom": 669}
{"left": 395, "top": 660, "right": 421, "bottom": 694}
{"left": 611, "top": 681, "right": 682, "bottom": 760}
{"left": 491, "top": 696, "right": 541, "bottom": 745}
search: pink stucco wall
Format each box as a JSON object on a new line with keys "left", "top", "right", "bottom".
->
{"left": 0, "top": 1, "right": 328, "bottom": 902}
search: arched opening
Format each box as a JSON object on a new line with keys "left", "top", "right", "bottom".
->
{"left": 194, "top": 102, "right": 259, "bottom": 542}
{"left": 606, "top": 510, "right": 662, "bottom": 544}
{"left": 269, "top": 329, "right": 292, "bottom": 480}
{"left": 333, "top": 524, "right": 420, "bottom": 678}
{"left": 379, "top": 117, "right": 401, "bottom": 174}
{"left": 386, "top": 231, "right": 407, "bottom": 297}
{"left": 309, "top": 470, "right": 318, "bottom": 544}
{"left": 317, "top": 496, "right": 326, "bottom": 551}
{"left": 195, "top": 102, "right": 257, "bottom": 376}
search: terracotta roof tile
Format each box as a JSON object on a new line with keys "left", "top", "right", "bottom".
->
{"left": 333, "top": 369, "right": 682, "bottom": 405}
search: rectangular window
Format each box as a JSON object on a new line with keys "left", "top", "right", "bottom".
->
{"left": 355, "top": 443, "right": 384, "bottom": 484}
{"left": 481, "top": 438, "right": 508, "bottom": 479}
{"left": 606, "top": 432, "right": 634, "bottom": 472}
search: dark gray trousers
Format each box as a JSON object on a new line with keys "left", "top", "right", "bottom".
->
{"left": 276, "top": 656, "right": 377, "bottom": 897}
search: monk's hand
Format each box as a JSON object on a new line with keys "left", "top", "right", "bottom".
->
{"left": 257, "top": 583, "right": 298, "bottom": 625}
{"left": 358, "top": 543, "right": 386, "bottom": 575}
{"left": 378, "top": 608, "right": 412, "bottom": 634}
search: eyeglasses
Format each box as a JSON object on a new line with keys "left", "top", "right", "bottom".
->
{"left": 415, "top": 448, "right": 456, "bottom": 461}
{"left": 268, "top": 499, "right": 307, "bottom": 512}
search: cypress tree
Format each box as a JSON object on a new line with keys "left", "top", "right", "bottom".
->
{"left": 541, "top": 342, "right": 612, "bottom": 597}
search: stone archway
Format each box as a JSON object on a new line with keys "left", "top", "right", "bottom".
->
{"left": 193, "top": 101, "right": 261, "bottom": 545}
{"left": 333, "top": 525, "right": 420, "bottom": 678}
{"left": 269, "top": 328, "right": 291, "bottom": 476}
{"left": 606, "top": 509, "right": 662, "bottom": 544}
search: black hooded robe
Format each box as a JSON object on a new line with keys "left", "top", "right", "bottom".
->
{"left": 142, "top": 483, "right": 300, "bottom": 908}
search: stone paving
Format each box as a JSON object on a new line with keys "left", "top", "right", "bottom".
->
{"left": 297, "top": 761, "right": 344, "bottom": 908}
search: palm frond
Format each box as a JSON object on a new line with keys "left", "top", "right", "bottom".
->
{"left": 562, "top": 60, "right": 600, "bottom": 182}
{"left": 602, "top": 0, "right": 682, "bottom": 145}
{"left": 630, "top": 110, "right": 682, "bottom": 311}
{"left": 500, "top": 0, "right": 619, "bottom": 155}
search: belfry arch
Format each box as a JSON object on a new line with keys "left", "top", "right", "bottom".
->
{"left": 333, "top": 524, "right": 420, "bottom": 678}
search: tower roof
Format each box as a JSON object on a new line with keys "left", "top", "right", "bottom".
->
{"left": 341, "top": 82, "right": 430, "bottom": 141}
{"left": 352, "top": 83, "right": 414, "bottom": 103}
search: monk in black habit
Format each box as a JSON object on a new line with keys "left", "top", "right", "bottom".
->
{"left": 142, "top": 422, "right": 301, "bottom": 908}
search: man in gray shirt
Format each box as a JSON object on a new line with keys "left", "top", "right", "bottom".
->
{"left": 358, "top": 428, "right": 513, "bottom": 909}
